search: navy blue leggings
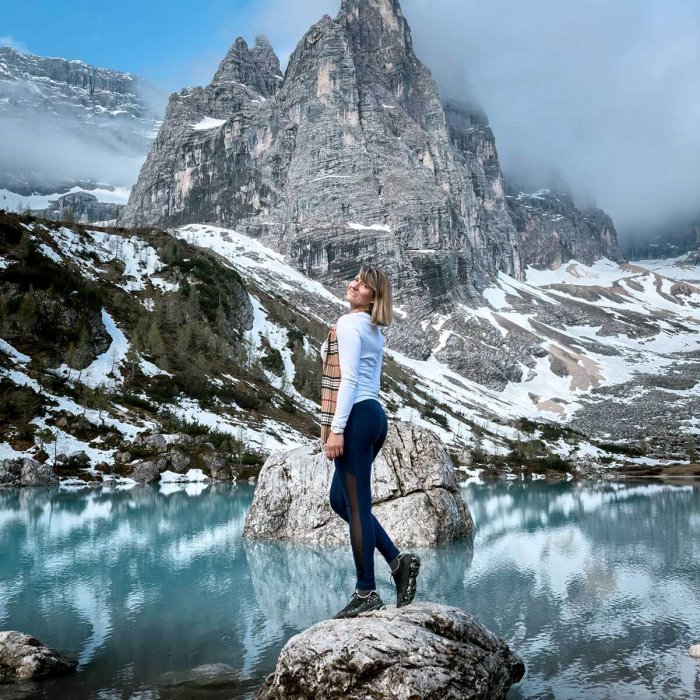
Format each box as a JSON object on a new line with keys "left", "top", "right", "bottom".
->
{"left": 329, "top": 399, "right": 400, "bottom": 591}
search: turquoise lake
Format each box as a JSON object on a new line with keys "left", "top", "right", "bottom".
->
{"left": 0, "top": 480, "right": 698, "bottom": 699}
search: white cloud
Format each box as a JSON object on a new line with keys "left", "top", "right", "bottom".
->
{"left": 0, "top": 35, "right": 29, "bottom": 52}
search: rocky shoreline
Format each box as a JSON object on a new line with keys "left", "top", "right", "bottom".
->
{"left": 2, "top": 440, "right": 699, "bottom": 490}
{"left": 0, "top": 431, "right": 262, "bottom": 488}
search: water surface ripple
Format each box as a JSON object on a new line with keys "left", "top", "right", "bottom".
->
{"left": 0, "top": 481, "right": 698, "bottom": 699}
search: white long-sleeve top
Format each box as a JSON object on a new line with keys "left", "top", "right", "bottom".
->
{"left": 320, "top": 311, "right": 384, "bottom": 433}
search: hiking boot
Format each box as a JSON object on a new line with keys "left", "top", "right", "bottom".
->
{"left": 333, "top": 591, "right": 385, "bottom": 619}
{"left": 392, "top": 553, "right": 421, "bottom": 607}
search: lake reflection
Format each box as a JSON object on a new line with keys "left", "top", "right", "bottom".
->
{"left": 0, "top": 481, "right": 698, "bottom": 699}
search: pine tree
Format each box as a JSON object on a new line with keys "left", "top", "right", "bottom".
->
{"left": 147, "top": 320, "right": 165, "bottom": 359}
{"left": 17, "top": 286, "right": 39, "bottom": 335}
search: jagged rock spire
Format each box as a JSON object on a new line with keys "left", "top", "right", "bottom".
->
{"left": 337, "top": 0, "right": 413, "bottom": 54}
{"left": 211, "top": 35, "right": 281, "bottom": 97}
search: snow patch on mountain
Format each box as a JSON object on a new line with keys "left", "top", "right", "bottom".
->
{"left": 52, "top": 310, "right": 128, "bottom": 389}
{"left": 191, "top": 117, "right": 227, "bottom": 131}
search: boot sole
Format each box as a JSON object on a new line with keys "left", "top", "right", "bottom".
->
{"left": 334, "top": 601, "right": 386, "bottom": 619}
{"left": 397, "top": 556, "right": 421, "bottom": 608}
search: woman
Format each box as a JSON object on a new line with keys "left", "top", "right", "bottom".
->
{"left": 321, "top": 266, "right": 420, "bottom": 619}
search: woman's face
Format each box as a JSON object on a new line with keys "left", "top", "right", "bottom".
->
{"left": 346, "top": 274, "right": 375, "bottom": 309}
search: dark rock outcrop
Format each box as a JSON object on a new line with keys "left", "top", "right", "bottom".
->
{"left": 257, "top": 602, "right": 524, "bottom": 700}
{"left": 243, "top": 422, "right": 474, "bottom": 547}
{"left": 506, "top": 186, "right": 623, "bottom": 267}
{"left": 0, "top": 631, "right": 76, "bottom": 682}
{"left": 0, "top": 459, "right": 59, "bottom": 487}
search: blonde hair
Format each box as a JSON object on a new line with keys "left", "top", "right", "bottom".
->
{"left": 358, "top": 266, "right": 393, "bottom": 327}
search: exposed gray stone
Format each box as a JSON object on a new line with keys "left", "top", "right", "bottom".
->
{"left": 202, "top": 453, "right": 232, "bottom": 481}
{"left": 243, "top": 422, "right": 474, "bottom": 547}
{"left": 0, "top": 460, "right": 21, "bottom": 487}
{"left": 167, "top": 450, "right": 191, "bottom": 473}
{"left": 130, "top": 461, "right": 160, "bottom": 484}
{"left": 256, "top": 602, "right": 524, "bottom": 700}
{"left": 142, "top": 433, "right": 168, "bottom": 453}
{"left": 506, "top": 186, "right": 622, "bottom": 268}
{"left": 0, "top": 631, "right": 76, "bottom": 682}
{"left": 20, "top": 459, "right": 58, "bottom": 487}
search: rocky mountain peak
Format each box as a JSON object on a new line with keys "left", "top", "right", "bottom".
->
{"left": 338, "top": 0, "right": 413, "bottom": 57}
{"left": 0, "top": 47, "right": 161, "bottom": 196}
{"left": 211, "top": 35, "right": 281, "bottom": 97}
{"left": 122, "top": 0, "right": 621, "bottom": 366}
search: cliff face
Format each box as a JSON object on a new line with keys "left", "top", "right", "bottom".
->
{"left": 122, "top": 0, "right": 621, "bottom": 360}
{"left": 0, "top": 47, "right": 160, "bottom": 195}
{"left": 506, "top": 188, "right": 623, "bottom": 268}
{"left": 122, "top": 0, "right": 522, "bottom": 347}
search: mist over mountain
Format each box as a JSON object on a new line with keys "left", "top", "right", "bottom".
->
{"left": 0, "top": 47, "right": 164, "bottom": 196}
{"left": 230, "top": 0, "right": 700, "bottom": 249}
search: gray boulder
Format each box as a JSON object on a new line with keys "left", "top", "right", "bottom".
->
{"left": 20, "top": 459, "right": 58, "bottom": 487}
{"left": 142, "top": 433, "right": 168, "bottom": 453}
{"left": 0, "top": 459, "right": 21, "bottom": 486}
{"left": 130, "top": 461, "right": 161, "bottom": 484}
{"left": 256, "top": 602, "right": 524, "bottom": 700}
{"left": 168, "top": 450, "right": 191, "bottom": 473}
{"left": 243, "top": 422, "right": 474, "bottom": 547}
{"left": 0, "top": 631, "right": 75, "bottom": 682}
{"left": 202, "top": 453, "right": 233, "bottom": 481}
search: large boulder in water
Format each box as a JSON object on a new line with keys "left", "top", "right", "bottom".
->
{"left": 0, "top": 631, "right": 76, "bottom": 682}
{"left": 256, "top": 602, "right": 525, "bottom": 700}
{"left": 243, "top": 421, "right": 474, "bottom": 547}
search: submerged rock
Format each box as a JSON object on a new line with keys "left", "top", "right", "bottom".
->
{"left": 689, "top": 644, "right": 700, "bottom": 659}
{"left": 243, "top": 422, "right": 474, "bottom": 547}
{"left": 257, "top": 602, "right": 524, "bottom": 700}
{"left": 0, "top": 631, "right": 76, "bottom": 682}
{"left": 159, "top": 662, "right": 239, "bottom": 689}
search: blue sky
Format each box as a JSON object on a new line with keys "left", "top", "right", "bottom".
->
{"left": 0, "top": 0, "right": 328, "bottom": 91}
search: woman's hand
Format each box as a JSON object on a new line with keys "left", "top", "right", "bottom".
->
{"left": 325, "top": 432, "right": 344, "bottom": 460}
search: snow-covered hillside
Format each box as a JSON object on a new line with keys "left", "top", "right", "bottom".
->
{"left": 1, "top": 214, "right": 699, "bottom": 484}
{"left": 173, "top": 224, "right": 700, "bottom": 468}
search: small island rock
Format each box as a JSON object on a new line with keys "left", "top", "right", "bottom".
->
{"left": 244, "top": 422, "right": 474, "bottom": 547}
{"left": 257, "top": 602, "right": 524, "bottom": 700}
